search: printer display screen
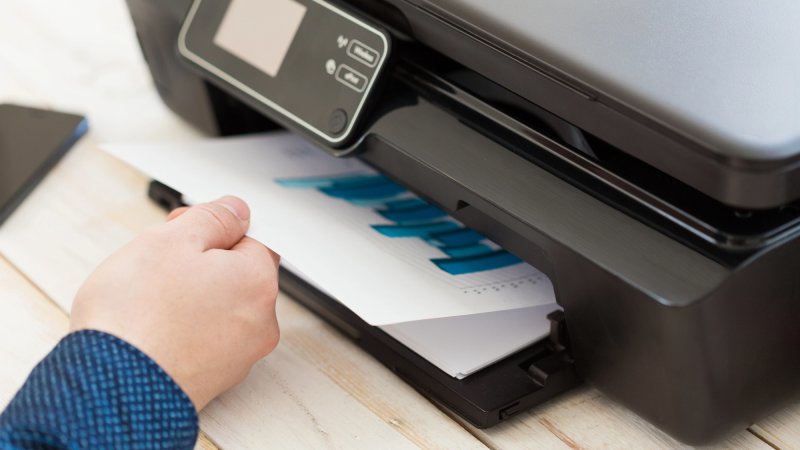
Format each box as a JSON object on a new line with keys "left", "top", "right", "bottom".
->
{"left": 213, "top": 0, "right": 307, "bottom": 78}
{"left": 180, "top": 0, "right": 389, "bottom": 144}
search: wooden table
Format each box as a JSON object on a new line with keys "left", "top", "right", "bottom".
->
{"left": 1, "top": 1, "right": 799, "bottom": 448}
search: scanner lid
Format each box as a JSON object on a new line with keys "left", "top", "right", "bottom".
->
{"left": 401, "top": 0, "right": 800, "bottom": 208}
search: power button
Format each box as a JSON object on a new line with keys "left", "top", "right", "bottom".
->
{"left": 329, "top": 109, "right": 348, "bottom": 135}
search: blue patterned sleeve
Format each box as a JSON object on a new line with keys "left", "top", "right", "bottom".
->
{"left": 0, "top": 330, "right": 199, "bottom": 449}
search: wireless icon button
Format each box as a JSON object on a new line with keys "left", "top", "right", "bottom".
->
{"left": 325, "top": 59, "right": 336, "bottom": 75}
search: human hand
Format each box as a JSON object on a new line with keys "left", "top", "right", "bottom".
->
{"left": 70, "top": 196, "right": 280, "bottom": 410}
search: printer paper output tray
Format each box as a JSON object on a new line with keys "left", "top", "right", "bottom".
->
{"left": 278, "top": 268, "right": 579, "bottom": 428}
{"left": 129, "top": 0, "right": 800, "bottom": 443}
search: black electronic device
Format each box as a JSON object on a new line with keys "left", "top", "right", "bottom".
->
{"left": 0, "top": 104, "right": 87, "bottom": 225}
{"left": 178, "top": 0, "right": 389, "bottom": 146}
{"left": 128, "top": 0, "right": 800, "bottom": 444}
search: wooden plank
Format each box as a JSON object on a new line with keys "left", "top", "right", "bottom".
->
{"left": 751, "top": 404, "right": 800, "bottom": 450}
{"left": 196, "top": 433, "right": 222, "bottom": 450}
{"left": 201, "top": 340, "right": 428, "bottom": 450}
{"left": 0, "top": 0, "right": 201, "bottom": 143}
{"left": 0, "top": 257, "right": 69, "bottom": 409}
{"left": 0, "top": 138, "right": 168, "bottom": 312}
{"left": 461, "top": 387, "right": 772, "bottom": 450}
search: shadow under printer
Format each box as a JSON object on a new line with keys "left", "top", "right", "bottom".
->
{"left": 128, "top": 0, "right": 800, "bottom": 444}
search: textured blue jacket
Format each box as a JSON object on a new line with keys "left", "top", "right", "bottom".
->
{"left": 0, "top": 330, "right": 199, "bottom": 449}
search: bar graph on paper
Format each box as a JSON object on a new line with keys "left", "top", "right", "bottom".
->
{"left": 276, "top": 173, "right": 525, "bottom": 277}
{"left": 105, "top": 133, "right": 556, "bottom": 324}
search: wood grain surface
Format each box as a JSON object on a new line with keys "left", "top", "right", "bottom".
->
{"left": 0, "top": 256, "right": 69, "bottom": 410}
{"left": 0, "top": 0, "right": 797, "bottom": 448}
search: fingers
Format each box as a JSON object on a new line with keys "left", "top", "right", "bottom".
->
{"left": 167, "top": 206, "right": 189, "bottom": 221}
{"left": 231, "top": 236, "right": 280, "bottom": 267}
{"left": 231, "top": 237, "right": 281, "bottom": 360}
{"left": 169, "top": 196, "right": 251, "bottom": 251}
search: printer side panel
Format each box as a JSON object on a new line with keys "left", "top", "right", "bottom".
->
{"left": 126, "top": 0, "right": 219, "bottom": 135}
{"left": 551, "top": 239, "right": 800, "bottom": 444}
{"left": 126, "top": 0, "right": 278, "bottom": 136}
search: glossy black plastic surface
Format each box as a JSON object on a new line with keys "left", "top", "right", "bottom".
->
{"left": 179, "top": 0, "right": 390, "bottom": 145}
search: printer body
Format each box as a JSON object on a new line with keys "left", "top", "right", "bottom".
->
{"left": 128, "top": 0, "right": 800, "bottom": 443}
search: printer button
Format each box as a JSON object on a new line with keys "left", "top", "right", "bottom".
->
{"left": 328, "top": 109, "right": 348, "bottom": 135}
{"left": 335, "top": 65, "right": 368, "bottom": 93}
{"left": 347, "top": 40, "right": 380, "bottom": 68}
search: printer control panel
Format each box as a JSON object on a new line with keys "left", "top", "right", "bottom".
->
{"left": 178, "top": 0, "right": 389, "bottom": 146}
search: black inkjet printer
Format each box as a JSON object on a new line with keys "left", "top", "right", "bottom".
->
{"left": 127, "top": 0, "right": 800, "bottom": 443}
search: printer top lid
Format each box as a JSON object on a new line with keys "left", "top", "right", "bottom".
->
{"left": 404, "top": 0, "right": 800, "bottom": 209}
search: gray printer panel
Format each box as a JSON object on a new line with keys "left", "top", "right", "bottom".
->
{"left": 393, "top": 0, "right": 800, "bottom": 209}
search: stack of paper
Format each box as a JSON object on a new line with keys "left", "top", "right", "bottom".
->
{"left": 104, "top": 133, "right": 559, "bottom": 378}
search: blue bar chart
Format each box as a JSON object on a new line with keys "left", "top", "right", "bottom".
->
{"left": 277, "top": 174, "right": 522, "bottom": 275}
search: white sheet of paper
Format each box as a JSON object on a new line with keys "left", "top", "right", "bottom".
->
{"left": 381, "top": 305, "right": 556, "bottom": 378}
{"left": 285, "top": 260, "right": 557, "bottom": 378}
{"left": 103, "top": 133, "right": 557, "bottom": 325}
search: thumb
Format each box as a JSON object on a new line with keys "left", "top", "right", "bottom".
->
{"left": 169, "top": 196, "right": 251, "bottom": 251}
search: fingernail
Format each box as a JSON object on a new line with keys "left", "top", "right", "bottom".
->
{"left": 216, "top": 196, "right": 250, "bottom": 221}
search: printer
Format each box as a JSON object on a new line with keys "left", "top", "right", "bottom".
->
{"left": 126, "top": 0, "right": 800, "bottom": 444}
